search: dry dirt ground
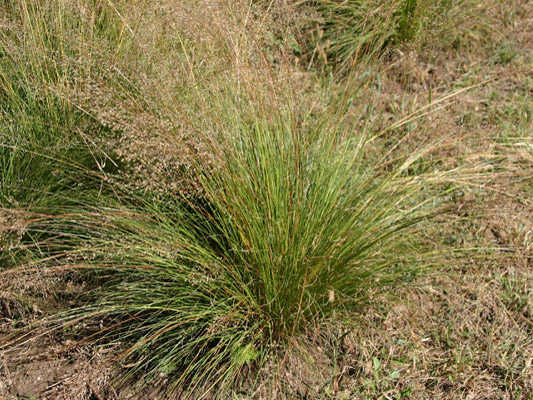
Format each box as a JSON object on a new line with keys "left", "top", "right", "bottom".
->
{"left": 1, "top": 1, "right": 532, "bottom": 399}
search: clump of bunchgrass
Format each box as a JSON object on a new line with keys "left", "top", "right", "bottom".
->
{"left": 0, "top": 0, "right": 129, "bottom": 210}
{"left": 24, "top": 85, "right": 482, "bottom": 398}
{"left": 305, "top": 0, "right": 494, "bottom": 72}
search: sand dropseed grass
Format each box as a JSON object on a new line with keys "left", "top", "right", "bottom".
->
{"left": 26, "top": 97, "right": 479, "bottom": 397}
{"left": 0, "top": 0, "right": 124, "bottom": 270}
{"left": 306, "top": 0, "right": 492, "bottom": 71}
{"left": 0, "top": 0, "right": 122, "bottom": 212}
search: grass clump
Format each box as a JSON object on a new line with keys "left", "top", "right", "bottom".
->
{"left": 306, "top": 0, "right": 493, "bottom": 71}
{"left": 39, "top": 89, "right": 473, "bottom": 397}
{"left": 0, "top": 0, "right": 124, "bottom": 269}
